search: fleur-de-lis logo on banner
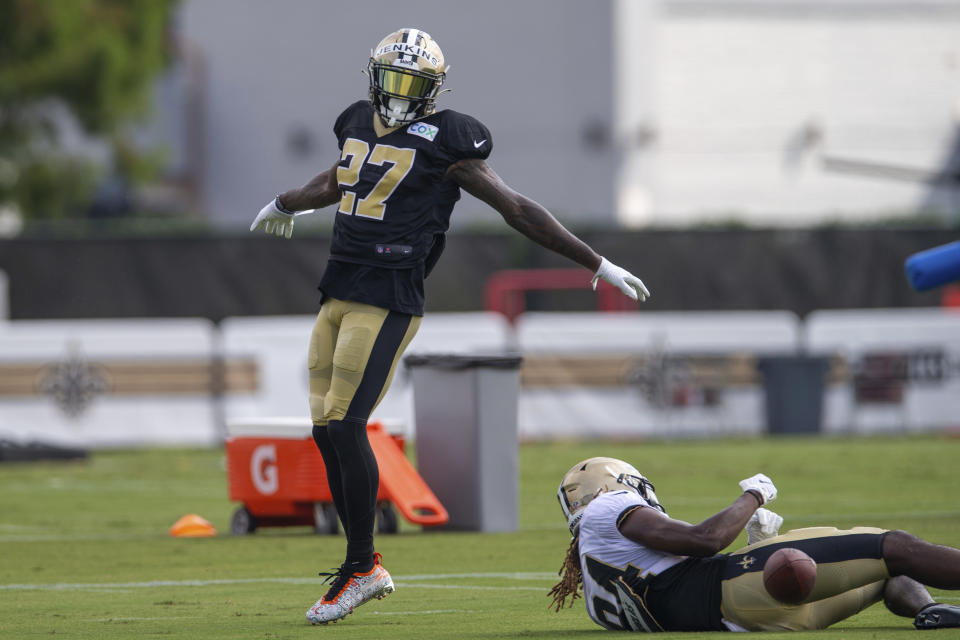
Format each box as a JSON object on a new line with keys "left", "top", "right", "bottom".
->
{"left": 38, "top": 346, "right": 108, "bottom": 418}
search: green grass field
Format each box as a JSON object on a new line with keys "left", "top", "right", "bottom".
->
{"left": 2, "top": 435, "right": 959, "bottom": 639}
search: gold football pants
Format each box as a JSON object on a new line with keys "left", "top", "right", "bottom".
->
{"left": 307, "top": 298, "right": 421, "bottom": 425}
{"left": 721, "top": 526, "right": 889, "bottom": 631}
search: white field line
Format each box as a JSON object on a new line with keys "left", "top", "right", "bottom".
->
{"left": 87, "top": 616, "right": 206, "bottom": 622}
{"left": 0, "top": 532, "right": 166, "bottom": 543}
{"left": 371, "top": 609, "right": 475, "bottom": 616}
{"left": 404, "top": 572, "right": 555, "bottom": 581}
{"left": 3, "top": 509, "right": 959, "bottom": 542}
{"left": 3, "top": 512, "right": 958, "bottom": 545}
{"left": 396, "top": 583, "right": 544, "bottom": 591}
{"left": 0, "top": 572, "right": 556, "bottom": 593}
{"left": 2, "top": 575, "right": 958, "bottom": 604}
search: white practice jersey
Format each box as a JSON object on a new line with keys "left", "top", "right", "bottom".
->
{"left": 578, "top": 490, "right": 686, "bottom": 630}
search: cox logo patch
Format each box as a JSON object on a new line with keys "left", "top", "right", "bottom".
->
{"left": 408, "top": 122, "right": 439, "bottom": 142}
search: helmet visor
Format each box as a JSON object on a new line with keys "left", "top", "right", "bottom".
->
{"left": 374, "top": 64, "right": 438, "bottom": 100}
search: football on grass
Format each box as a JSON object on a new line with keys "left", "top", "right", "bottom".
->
{"left": 763, "top": 548, "right": 817, "bottom": 604}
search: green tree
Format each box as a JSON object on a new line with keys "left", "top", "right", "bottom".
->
{"left": 0, "top": 0, "right": 179, "bottom": 221}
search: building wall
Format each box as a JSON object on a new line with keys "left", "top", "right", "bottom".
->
{"left": 173, "top": 0, "right": 618, "bottom": 228}
{"left": 615, "top": 0, "right": 960, "bottom": 225}
{"left": 165, "top": 1, "right": 960, "bottom": 228}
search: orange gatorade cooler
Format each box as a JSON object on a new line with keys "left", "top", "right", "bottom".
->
{"left": 225, "top": 418, "right": 448, "bottom": 535}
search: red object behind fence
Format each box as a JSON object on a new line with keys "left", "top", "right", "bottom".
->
{"left": 943, "top": 284, "right": 960, "bottom": 308}
{"left": 484, "top": 269, "right": 636, "bottom": 323}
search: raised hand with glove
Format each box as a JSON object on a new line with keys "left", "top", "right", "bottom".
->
{"left": 745, "top": 507, "right": 785, "bottom": 545}
{"left": 591, "top": 257, "right": 651, "bottom": 302}
{"left": 739, "top": 473, "right": 777, "bottom": 505}
{"left": 251, "top": 196, "right": 316, "bottom": 239}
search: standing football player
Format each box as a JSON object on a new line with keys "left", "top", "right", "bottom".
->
{"left": 551, "top": 457, "right": 960, "bottom": 632}
{"left": 249, "top": 28, "right": 651, "bottom": 625}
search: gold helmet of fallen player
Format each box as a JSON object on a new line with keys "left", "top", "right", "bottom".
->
{"left": 557, "top": 457, "right": 664, "bottom": 536}
{"left": 368, "top": 28, "right": 447, "bottom": 127}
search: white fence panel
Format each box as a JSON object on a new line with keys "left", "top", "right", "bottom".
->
{"left": 515, "top": 311, "right": 802, "bottom": 439}
{"left": 0, "top": 318, "right": 219, "bottom": 448}
{"left": 5, "top": 308, "right": 954, "bottom": 448}
{"left": 804, "top": 308, "right": 960, "bottom": 434}
{"left": 219, "top": 314, "right": 315, "bottom": 428}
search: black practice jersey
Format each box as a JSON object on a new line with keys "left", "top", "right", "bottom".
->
{"left": 318, "top": 101, "right": 492, "bottom": 315}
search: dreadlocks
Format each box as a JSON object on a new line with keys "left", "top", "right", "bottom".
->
{"left": 548, "top": 533, "right": 582, "bottom": 612}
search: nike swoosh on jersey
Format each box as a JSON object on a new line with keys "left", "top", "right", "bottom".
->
{"left": 473, "top": 139, "right": 487, "bottom": 148}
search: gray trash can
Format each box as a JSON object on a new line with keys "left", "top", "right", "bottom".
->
{"left": 405, "top": 353, "right": 523, "bottom": 532}
{"left": 757, "top": 355, "right": 830, "bottom": 435}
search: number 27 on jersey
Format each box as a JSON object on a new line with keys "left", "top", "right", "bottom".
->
{"left": 337, "top": 138, "right": 416, "bottom": 221}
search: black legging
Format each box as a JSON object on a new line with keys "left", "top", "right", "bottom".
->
{"left": 312, "top": 421, "right": 378, "bottom": 565}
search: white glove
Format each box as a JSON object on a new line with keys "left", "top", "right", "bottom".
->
{"left": 591, "top": 257, "right": 651, "bottom": 302}
{"left": 745, "top": 507, "right": 784, "bottom": 545}
{"left": 251, "top": 197, "right": 296, "bottom": 239}
{"left": 739, "top": 473, "right": 777, "bottom": 505}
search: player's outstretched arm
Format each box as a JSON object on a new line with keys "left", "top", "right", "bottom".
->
{"left": 278, "top": 159, "right": 342, "bottom": 211}
{"left": 251, "top": 160, "right": 341, "bottom": 238}
{"left": 447, "top": 158, "right": 650, "bottom": 301}
{"left": 618, "top": 491, "right": 765, "bottom": 557}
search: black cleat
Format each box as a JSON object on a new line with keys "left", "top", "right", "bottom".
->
{"left": 915, "top": 604, "right": 960, "bottom": 630}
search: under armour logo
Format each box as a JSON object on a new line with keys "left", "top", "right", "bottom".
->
{"left": 737, "top": 556, "right": 756, "bottom": 570}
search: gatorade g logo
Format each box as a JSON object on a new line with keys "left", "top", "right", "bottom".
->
{"left": 408, "top": 122, "right": 439, "bottom": 141}
{"left": 250, "top": 444, "right": 278, "bottom": 495}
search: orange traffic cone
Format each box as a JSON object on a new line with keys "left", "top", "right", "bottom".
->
{"left": 169, "top": 514, "right": 217, "bottom": 537}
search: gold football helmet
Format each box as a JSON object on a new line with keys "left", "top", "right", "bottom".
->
{"left": 367, "top": 28, "right": 447, "bottom": 126}
{"left": 557, "top": 457, "right": 664, "bottom": 535}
